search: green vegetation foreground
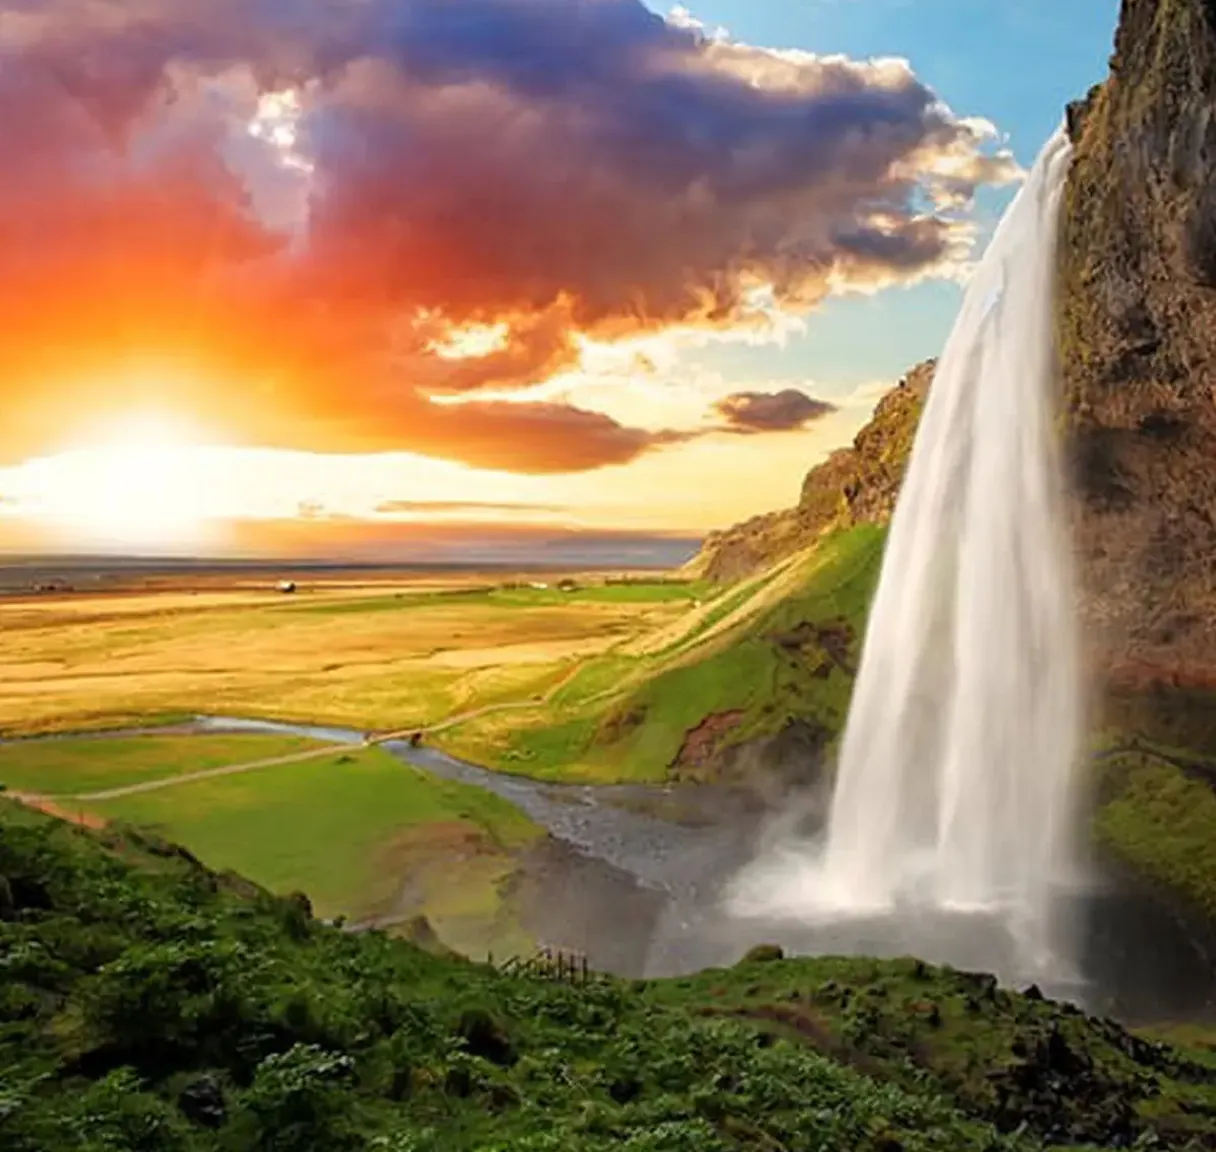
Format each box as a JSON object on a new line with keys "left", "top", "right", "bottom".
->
{"left": 0, "top": 733, "right": 543, "bottom": 957}
{"left": 2, "top": 801, "right": 1216, "bottom": 1151}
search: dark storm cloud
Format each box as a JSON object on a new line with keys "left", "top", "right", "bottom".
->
{"left": 714, "top": 389, "right": 838, "bottom": 433}
{"left": 0, "top": 0, "right": 1018, "bottom": 471}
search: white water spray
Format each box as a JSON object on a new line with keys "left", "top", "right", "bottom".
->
{"left": 727, "top": 125, "right": 1081, "bottom": 973}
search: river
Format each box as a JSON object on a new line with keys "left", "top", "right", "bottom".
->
{"left": 196, "top": 716, "right": 1216, "bottom": 1024}
{"left": 14, "top": 714, "right": 1216, "bottom": 1024}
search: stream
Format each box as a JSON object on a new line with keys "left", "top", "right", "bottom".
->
{"left": 196, "top": 717, "right": 1216, "bottom": 1024}
{"left": 16, "top": 714, "right": 1216, "bottom": 1024}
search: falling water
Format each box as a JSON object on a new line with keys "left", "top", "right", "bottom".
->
{"left": 726, "top": 125, "right": 1082, "bottom": 977}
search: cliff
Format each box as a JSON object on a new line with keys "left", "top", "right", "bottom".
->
{"left": 699, "top": 0, "right": 1216, "bottom": 684}
{"left": 690, "top": 359, "right": 934, "bottom": 582}
{"left": 669, "top": 0, "right": 1216, "bottom": 921}
{"left": 1060, "top": 0, "right": 1216, "bottom": 687}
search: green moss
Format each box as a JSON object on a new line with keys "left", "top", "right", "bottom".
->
{"left": 1094, "top": 750, "right": 1216, "bottom": 919}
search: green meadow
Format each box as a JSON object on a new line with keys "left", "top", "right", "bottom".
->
{"left": 0, "top": 733, "right": 320, "bottom": 795}
{"left": 438, "top": 525, "right": 885, "bottom": 783}
{"left": 0, "top": 731, "right": 542, "bottom": 953}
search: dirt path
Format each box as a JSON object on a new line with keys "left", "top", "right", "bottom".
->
{"left": 8, "top": 791, "right": 108, "bottom": 828}
{"left": 32, "top": 659, "right": 589, "bottom": 805}
{"left": 69, "top": 743, "right": 354, "bottom": 802}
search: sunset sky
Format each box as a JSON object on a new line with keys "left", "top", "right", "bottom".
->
{"left": 0, "top": 0, "right": 1117, "bottom": 558}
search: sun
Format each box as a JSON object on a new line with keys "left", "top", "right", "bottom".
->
{"left": 25, "top": 413, "right": 224, "bottom": 552}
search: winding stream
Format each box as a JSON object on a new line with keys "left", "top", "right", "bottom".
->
{"left": 13, "top": 714, "right": 1216, "bottom": 1023}
{"left": 196, "top": 717, "right": 1216, "bottom": 1022}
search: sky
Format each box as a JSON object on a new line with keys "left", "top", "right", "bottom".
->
{"left": 0, "top": 0, "right": 1118, "bottom": 558}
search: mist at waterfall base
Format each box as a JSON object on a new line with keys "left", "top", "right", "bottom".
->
{"left": 722, "top": 125, "right": 1090, "bottom": 998}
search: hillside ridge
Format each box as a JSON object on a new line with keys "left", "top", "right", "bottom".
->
{"left": 689, "top": 360, "right": 935, "bottom": 583}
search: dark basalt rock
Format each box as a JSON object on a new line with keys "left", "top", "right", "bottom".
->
{"left": 177, "top": 1074, "right": 227, "bottom": 1129}
{"left": 456, "top": 1007, "right": 517, "bottom": 1068}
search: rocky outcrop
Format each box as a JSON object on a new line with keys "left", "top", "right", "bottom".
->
{"left": 690, "top": 359, "right": 934, "bottom": 581}
{"left": 1060, "top": 0, "right": 1216, "bottom": 680}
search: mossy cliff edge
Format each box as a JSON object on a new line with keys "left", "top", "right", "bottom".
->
{"left": 1054, "top": 0, "right": 1216, "bottom": 930}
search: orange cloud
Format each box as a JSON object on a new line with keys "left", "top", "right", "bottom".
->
{"left": 0, "top": 0, "right": 1018, "bottom": 473}
{"left": 376, "top": 500, "right": 570, "bottom": 516}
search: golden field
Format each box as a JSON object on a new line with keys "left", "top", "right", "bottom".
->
{"left": 0, "top": 574, "right": 705, "bottom": 738}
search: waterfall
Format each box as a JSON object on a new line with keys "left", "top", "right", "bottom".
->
{"left": 726, "top": 125, "right": 1081, "bottom": 975}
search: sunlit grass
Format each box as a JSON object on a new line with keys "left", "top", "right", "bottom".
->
{"left": 0, "top": 733, "right": 321, "bottom": 795}
{"left": 0, "top": 577, "right": 695, "bottom": 737}
{"left": 85, "top": 745, "right": 541, "bottom": 923}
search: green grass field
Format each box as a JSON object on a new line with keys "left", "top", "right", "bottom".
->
{"left": 0, "top": 541, "right": 884, "bottom": 787}
{"left": 88, "top": 745, "right": 540, "bottom": 930}
{"left": 439, "top": 525, "right": 884, "bottom": 782}
{"left": 8, "top": 534, "right": 1216, "bottom": 943}
{"left": 0, "top": 733, "right": 320, "bottom": 795}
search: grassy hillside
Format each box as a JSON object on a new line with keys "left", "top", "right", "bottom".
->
{"left": 439, "top": 524, "right": 885, "bottom": 784}
{"left": 437, "top": 361, "right": 932, "bottom": 786}
{"left": 687, "top": 360, "right": 933, "bottom": 584}
{"left": 3, "top": 801, "right": 1216, "bottom": 1151}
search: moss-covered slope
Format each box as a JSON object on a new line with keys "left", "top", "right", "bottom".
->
{"left": 3, "top": 801, "right": 1216, "bottom": 1151}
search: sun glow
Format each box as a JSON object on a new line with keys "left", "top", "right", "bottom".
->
{"left": 20, "top": 413, "right": 226, "bottom": 553}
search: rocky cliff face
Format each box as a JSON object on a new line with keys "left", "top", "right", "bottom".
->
{"left": 1060, "top": 0, "right": 1216, "bottom": 686}
{"left": 698, "top": 0, "right": 1216, "bottom": 692}
{"left": 690, "top": 359, "right": 934, "bottom": 581}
